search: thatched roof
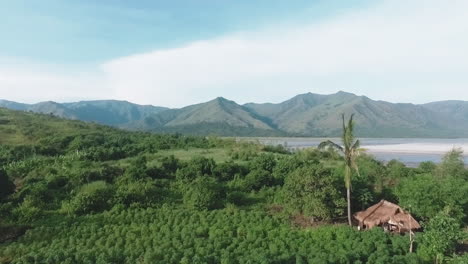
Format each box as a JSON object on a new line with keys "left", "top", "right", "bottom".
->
{"left": 354, "top": 200, "right": 420, "bottom": 231}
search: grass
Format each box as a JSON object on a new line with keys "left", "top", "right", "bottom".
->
{"left": 0, "top": 108, "right": 112, "bottom": 145}
{"left": 152, "top": 148, "right": 231, "bottom": 163}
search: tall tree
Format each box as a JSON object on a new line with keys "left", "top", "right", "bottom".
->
{"left": 318, "top": 114, "right": 360, "bottom": 226}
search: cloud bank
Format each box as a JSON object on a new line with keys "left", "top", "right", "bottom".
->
{"left": 1, "top": 0, "right": 467, "bottom": 107}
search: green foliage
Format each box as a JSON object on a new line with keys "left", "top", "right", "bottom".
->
{"left": 418, "top": 161, "right": 437, "bottom": 173}
{"left": 418, "top": 213, "right": 462, "bottom": 263}
{"left": 62, "top": 181, "right": 114, "bottom": 215}
{"left": 396, "top": 174, "right": 468, "bottom": 222}
{"left": 12, "top": 197, "right": 42, "bottom": 223}
{"left": 318, "top": 114, "right": 361, "bottom": 226}
{"left": 114, "top": 180, "right": 160, "bottom": 207}
{"left": 248, "top": 154, "right": 277, "bottom": 172}
{"left": 123, "top": 155, "right": 148, "bottom": 181}
{"left": 176, "top": 156, "right": 216, "bottom": 181}
{"left": 154, "top": 155, "right": 179, "bottom": 178}
{"left": 448, "top": 254, "right": 468, "bottom": 264}
{"left": 0, "top": 208, "right": 423, "bottom": 264}
{"left": 183, "top": 177, "right": 225, "bottom": 210}
{"left": 262, "top": 144, "right": 290, "bottom": 154}
{"left": 386, "top": 159, "right": 412, "bottom": 184}
{"left": 352, "top": 154, "right": 386, "bottom": 210}
{"left": 280, "top": 164, "right": 346, "bottom": 221}
{"left": 0, "top": 109, "right": 467, "bottom": 262}
{"left": 213, "top": 161, "right": 246, "bottom": 182}
{"left": 437, "top": 148, "right": 467, "bottom": 179}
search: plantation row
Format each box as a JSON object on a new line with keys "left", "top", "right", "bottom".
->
{"left": 1, "top": 208, "right": 422, "bottom": 264}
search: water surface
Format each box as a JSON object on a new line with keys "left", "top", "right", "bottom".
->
{"left": 249, "top": 137, "right": 468, "bottom": 167}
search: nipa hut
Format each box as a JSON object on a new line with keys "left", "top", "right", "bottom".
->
{"left": 354, "top": 200, "right": 420, "bottom": 233}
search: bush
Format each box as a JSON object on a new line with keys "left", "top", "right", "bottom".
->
{"left": 114, "top": 180, "right": 160, "bottom": 207}
{"left": 12, "top": 197, "right": 42, "bottom": 223}
{"left": 396, "top": 174, "right": 468, "bottom": 222}
{"left": 124, "top": 155, "right": 148, "bottom": 180}
{"left": 62, "top": 181, "right": 114, "bottom": 215}
{"left": 183, "top": 177, "right": 225, "bottom": 210}
{"left": 418, "top": 213, "right": 462, "bottom": 263}
{"left": 176, "top": 157, "right": 216, "bottom": 182}
{"left": 242, "top": 169, "right": 274, "bottom": 191}
{"left": 280, "top": 164, "right": 346, "bottom": 221}
{"left": 448, "top": 254, "right": 468, "bottom": 264}
{"left": 213, "top": 161, "right": 246, "bottom": 182}
{"left": 437, "top": 148, "right": 467, "bottom": 179}
{"left": 226, "top": 191, "right": 250, "bottom": 206}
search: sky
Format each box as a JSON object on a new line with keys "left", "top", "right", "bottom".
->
{"left": 1, "top": 0, "right": 467, "bottom": 108}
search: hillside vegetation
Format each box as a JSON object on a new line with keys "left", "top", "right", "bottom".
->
{"left": 0, "top": 100, "right": 167, "bottom": 127}
{"left": 0, "top": 109, "right": 467, "bottom": 263}
{"left": 3, "top": 91, "right": 468, "bottom": 137}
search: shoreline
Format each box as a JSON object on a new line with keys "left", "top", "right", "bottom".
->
{"left": 363, "top": 143, "right": 468, "bottom": 155}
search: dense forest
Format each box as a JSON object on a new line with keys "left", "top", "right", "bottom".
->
{"left": 0, "top": 108, "right": 467, "bottom": 263}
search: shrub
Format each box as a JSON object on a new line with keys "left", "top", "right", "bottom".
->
{"left": 280, "top": 164, "right": 346, "bottom": 221}
{"left": 12, "top": 197, "right": 42, "bottom": 223}
{"left": 183, "top": 177, "right": 225, "bottom": 210}
{"left": 114, "top": 180, "right": 160, "bottom": 206}
{"left": 62, "top": 181, "right": 113, "bottom": 215}
{"left": 396, "top": 174, "right": 468, "bottom": 222}
{"left": 418, "top": 213, "right": 462, "bottom": 263}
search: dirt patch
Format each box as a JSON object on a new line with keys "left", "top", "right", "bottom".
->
{"left": 290, "top": 214, "right": 336, "bottom": 228}
{"left": 0, "top": 225, "right": 30, "bottom": 243}
{"left": 456, "top": 241, "right": 468, "bottom": 254}
{"left": 267, "top": 204, "right": 283, "bottom": 214}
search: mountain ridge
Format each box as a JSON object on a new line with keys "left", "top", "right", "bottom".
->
{"left": 2, "top": 92, "right": 468, "bottom": 137}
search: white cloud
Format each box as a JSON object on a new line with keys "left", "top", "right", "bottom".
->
{"left": 0, "top": 64, "right": 107, "bottom": 103}
{"left": 1, "top": 0, "right": 468, "bottom": 107}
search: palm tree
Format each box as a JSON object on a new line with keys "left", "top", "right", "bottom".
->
{"left": 318, "top": 114, "right": 360, "bottom": 226}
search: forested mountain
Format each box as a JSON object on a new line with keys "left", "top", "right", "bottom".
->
{"left": 0, "top": 99, "right": 168, "bottom": 126}
{"left": 3, "top": 92, "right": 468, "bottom": 137}
{"left": 422, "top": 100, "right": 468, "bottom": 123}
{"left": 245, "top": 92, "right": 468, "bottom": 137}
{"left": 130, "top": 97, "right": 283, "bottom": 136}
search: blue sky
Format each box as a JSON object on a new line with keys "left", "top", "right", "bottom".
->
{"left": 1, "top": 0, "right": 467, "bottom": 107}
{"left": 2, "top": 0, "right": 363, "bottom": 63}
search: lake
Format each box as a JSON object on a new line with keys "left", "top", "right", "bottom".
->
{"left": 248, "top": 137, "right": 468, "bottom": 167}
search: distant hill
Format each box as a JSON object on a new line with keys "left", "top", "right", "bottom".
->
{"left": 245, "top": 92, "right": 467, "bottom": 137}
{"left": 0, "top": 99, "right": 168, "bottom": 127}
{"left": 0, "top": 107, "right": 114, "bottom": 145}
{"left": 128, "top": 97, "right": 283, "bottom": 136}
{"left": 2, "top": 92, "right": 468, "bottom": 137}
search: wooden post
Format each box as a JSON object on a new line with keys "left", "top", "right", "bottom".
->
{"left": 408, "top": 211, "right": 413, "bottom": 253}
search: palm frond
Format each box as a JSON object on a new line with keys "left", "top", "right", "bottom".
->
{"left": 341, "top": 113, "right": 346, "bottom": 146}
{"left": 351, "top": 139, "right": 360, "bottom": 150}
{"left": 348, "top": 114, "right": 355, "bottom": 132}
{"left": 352, "top": 159, "right": 360, "bottom": 175}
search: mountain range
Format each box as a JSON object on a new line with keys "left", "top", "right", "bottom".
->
{"left": 2, "top": 91, "right": 468, "bottom": 137}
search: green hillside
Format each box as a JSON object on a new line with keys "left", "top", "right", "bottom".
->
{"left": 0, "top": 100, "right": 168, "bottom": 127}
{"left": 0, "top": 108, "right": 112, "bottom": 145}
{"left": 245, "top": 91, "right": 468, "bottom": 137}
{"left": 128, "top": 97, "right": 280, "bottom": 136}
{"left": 3, "top": 92, "right": 468, "bottom": 137}
{"left": 0, "top": 109, "right": 467, "bottom": 263}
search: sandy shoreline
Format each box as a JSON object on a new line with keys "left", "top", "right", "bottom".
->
{"left": 363, "top": 143, "right": 468, "bottom": 155}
